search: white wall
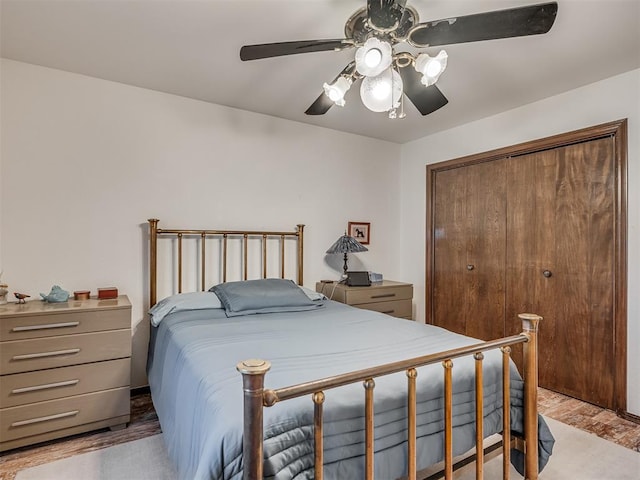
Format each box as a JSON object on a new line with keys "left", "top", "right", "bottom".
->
{"left": 399, "top": 69, "right": 640, "bottom": 415}
{"left": 4, "top": 57, "right": 637, "bottom": 413}
{"left": 0, "top": 59, "right": 402, "bottom": 387}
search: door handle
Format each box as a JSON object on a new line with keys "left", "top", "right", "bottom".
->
{"left": 543, "top": 270, "right": 552, "bottom": 278}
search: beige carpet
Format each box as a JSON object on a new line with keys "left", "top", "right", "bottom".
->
{"left": 15, "top": 417, "right": 640, "bottom": 479}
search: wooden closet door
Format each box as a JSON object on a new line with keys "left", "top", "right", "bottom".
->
{"left": 433, "top": 160, "right": 507, "bottom": 340}
{"left": 506, "top": 137, "right": 616, "bottom": 409}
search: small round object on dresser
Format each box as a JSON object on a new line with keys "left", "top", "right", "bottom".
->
{"left": 74, "top": 290, "right": 91, "bottom": 300}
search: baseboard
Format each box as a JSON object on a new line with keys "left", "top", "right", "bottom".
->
{"left": 131, "top": 385, "right": 151, "bottom": 396}
{"left": 620, "top": 411, "right": 640, "bottom": 425}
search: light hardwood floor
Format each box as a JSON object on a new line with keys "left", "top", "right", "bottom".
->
{"left": 1, "top": 388, "right": 638, "bottom": 479}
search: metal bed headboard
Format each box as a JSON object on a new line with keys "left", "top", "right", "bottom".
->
{"left": 148, "top": 219, "right": 304, "bottom": 307}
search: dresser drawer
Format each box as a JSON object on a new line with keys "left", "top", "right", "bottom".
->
{"left": 344, "top": 285, "right": 413, "bottom": 305}
{"left": 1, "top": 330, "right": 131, "bottom": 375}
{"left": 0, "top": 387, "right": 130, "bottom": 443}
{"left": 0, "top": 358, "right": 131, "bottom": 408}
{"left": 0, "top": 306, "right": 130, "bottom": 341}
{"left": 356, "top": 299, "right": 412, "bottom": 318}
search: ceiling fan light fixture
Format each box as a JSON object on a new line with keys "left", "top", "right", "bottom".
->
{"left": 323, "top": 75, "right": 352, "bottom": 106}
{"left": 415, "top": 50, "right": 448, "bottom": 86}
{"left": 360, "top": 67, "right": 403, "bottom": 113}
{"left": 355, "top": 37, "right": 392, "bottom": 77}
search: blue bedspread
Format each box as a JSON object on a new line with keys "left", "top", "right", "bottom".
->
{"left": 147, "top": 300, "right": 553, "bottom": 479}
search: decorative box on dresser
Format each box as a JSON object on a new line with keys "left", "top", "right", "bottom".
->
{"left": 0, "top": 296, "right": 132, "bottom": 451}
{"left": 316, "top": 280, "right": 413, "bottom": 320}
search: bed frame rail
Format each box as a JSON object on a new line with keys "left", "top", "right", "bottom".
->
{"left": 148, "top": 219, "right": 304, "bottom": 307}
{"left": 238, "top": 313, "right": 541, "bottom": 480}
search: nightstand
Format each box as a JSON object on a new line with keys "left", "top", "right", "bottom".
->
{"left": 0, "top": 295, "right": 132, "bottom": 451}
{"left": 316, "top": 280, "right": 413, "bottom": 320}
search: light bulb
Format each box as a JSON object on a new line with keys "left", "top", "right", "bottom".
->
{"left": 322, "top": 76, "right": 352, "bottom": 107}
{"left": 355, "top": 38, "right": 392, "bottom": 77}
{"left": 425, "top": 60, "right": 443, "bottom": 78}
{"left": 415, "top": 50, "right": 448, "bottom": 86}
{"left": 371, "top": 78, "right": 391, "bottom": 100}
{"left": 364, "top": 48, "right": 382, "bottom": 68}
{"left": 360, "top": 67, "right": 403, "bottom": 113}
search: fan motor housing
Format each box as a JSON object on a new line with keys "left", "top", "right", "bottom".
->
{"left": 345, "top": 6, "right": 419, "bottom": 44}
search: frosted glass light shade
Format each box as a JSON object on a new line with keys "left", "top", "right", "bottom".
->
{"left": 355, "top": 38, "right": 392, "bottom": 77}
{"left": 360, "top": 67, "right": 403, "bottom": 113}
{"left": 415, "top": 50, "right": 448, "bottom": 86}
{"left": 323, "top": 76, "right": 352, "bottom": 106}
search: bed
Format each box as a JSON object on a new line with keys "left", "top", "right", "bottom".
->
{"left": 146, "top": 219, "right": 554, "bottom": 480}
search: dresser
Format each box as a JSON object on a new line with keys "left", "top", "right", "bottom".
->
{"left": 316, "top": 280, "right": 413, "bottom": 320}
{"left": 0, "top": 296, "right": 132, "bottom": 451}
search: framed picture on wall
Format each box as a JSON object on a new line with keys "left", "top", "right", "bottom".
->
{"left": 348, "top": 222, "right": 370, "bottom": 245}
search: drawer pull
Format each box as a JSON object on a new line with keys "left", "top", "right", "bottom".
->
{"left": 12, "top": 379, "right": 80, "bottom": 394}
{"left": 381, "top": 310, "right": 395, "bottom": 314}
{"left": 12, "top": 322, "right": 80, "bottom": 332}
{"left": 11, "top": 410, "right": 79, "bottom": 427}
{"left": 12, "top": 348, "right": 81, "bottom": 361}
{"left": 371, "top": 293, "right": 396, "bottom": 299}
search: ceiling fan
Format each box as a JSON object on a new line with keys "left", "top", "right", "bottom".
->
{"left": 240, "top": 1, "right": 558, "bottom": 119}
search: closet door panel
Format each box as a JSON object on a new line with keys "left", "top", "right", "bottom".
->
{"left": 433, "top": 167, "right": 468, "bottom": 335}
{"left": 465, "top": 160, "right": 507, "bottom": 340}
{"left": 554, "top": 137, "right": 615, "bottom": 408}
{"left": 433, "top": 160, "right": 506, "bottom": 340}
{"left": 507, "top": 137, "right": 615, "bottom": 408}
{"left": 506, "top": 150, "right": 559, "bottom": 371}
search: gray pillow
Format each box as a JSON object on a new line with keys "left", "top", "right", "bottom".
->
{"left": 149, "top": 291, "right": 223, "bottom": 326}
{"left": 209, "top": 278, "right": 324, "bottom": 317}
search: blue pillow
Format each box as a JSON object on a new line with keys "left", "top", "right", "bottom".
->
{"left": 209, "top": 278, "right": 324, "bottom": 317}
{"left": 149, "top": 291, "right": 223, "bottom": 326}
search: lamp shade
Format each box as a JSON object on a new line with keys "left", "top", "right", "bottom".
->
{"left": 355, "top": 38, "right": 392, "bottom": 77}
{"left": 360, "top": 67, "right": 403, "bottom": 113}
{"left": 326, "top": 234, "right": 368, "bottom": 254}
{"left": 323, "top": 75, "right": 352, "bottom": 107}
{"left": 415, "top": 50, "right": 448, "bottom": 86}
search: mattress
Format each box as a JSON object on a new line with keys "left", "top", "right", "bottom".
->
{"left": 147, "top": 299, "right": 554, "bottom": 479}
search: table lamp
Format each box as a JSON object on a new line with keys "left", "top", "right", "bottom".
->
{"left": 326, "top": 232, "right": 368, "bottom": 275}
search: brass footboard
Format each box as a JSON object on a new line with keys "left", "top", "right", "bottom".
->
{"left": 238, "top": 314, "right": 541, "bottom": 480}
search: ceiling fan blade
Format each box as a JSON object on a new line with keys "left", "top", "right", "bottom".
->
{"left": 240, "top": 39, "right": 352, "bottom": 61}
{"left": 305, "top": 91, "right": 336, "bottom": 116}
{"left": 367, "top": 0, "right": 408, "bottom": 30}
{"left": 408, "top": 2, "right": 558, "bottom": 47}
{"left": 305, "top": 63, "right": 356, "bottom": 116}
{"left": 398, "top": 66, "right": 448, "bottom": 116}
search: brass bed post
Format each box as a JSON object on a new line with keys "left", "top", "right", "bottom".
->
{"left": 280, "top": 235, "right": 285, "bottom": 279}
{"left": 520, "top": 313, "right": 542, "bottom": 480}
{"left": 237, "top": 359, "right": 271, "bottom": 480}
{"left": 223, "top": 234, "right": 228, "bottom": 283}
{"left": 406, "top": 368, "right": 418, "bottom": 480}
{"left": 177, "top": 233, "right": 183, "bottom": 293}
{"left": 148, "top": 219, "right": 159, "bottom": 308}
{"left": 201, "top": 232, "right": 206, "bottom": 290}
{"left": 443, "top": 359, "right": 454, "bottom": 480}
{"left": 501, "top": 347, "right": 512, "bottom": 480}
{"left": 296, "top": 225, "right": 305, "bottom": 285}
{"left": 262, "top": 234, "right": 267, "bottom": 279}
{"left": 243, "top": 234, "right": 249, "bottom": 281}
{"left": 474, "top": 352, "right": 485, "bottom": 480}
{"left": 364, "top": 378, "right": 375, "bottom": 480}
{"left": 313, "top": 391, "right": 325, "bottom": 480}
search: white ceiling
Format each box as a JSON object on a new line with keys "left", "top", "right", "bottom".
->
{"left": 1, "top": 0, "right": 639, "bottom": 144}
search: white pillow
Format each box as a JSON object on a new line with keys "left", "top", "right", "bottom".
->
{"left": 300, "top": 286, "right": 327, "bottom": 301}
{"left": 149, "top": 291, "right": 223, "bottom": 326}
